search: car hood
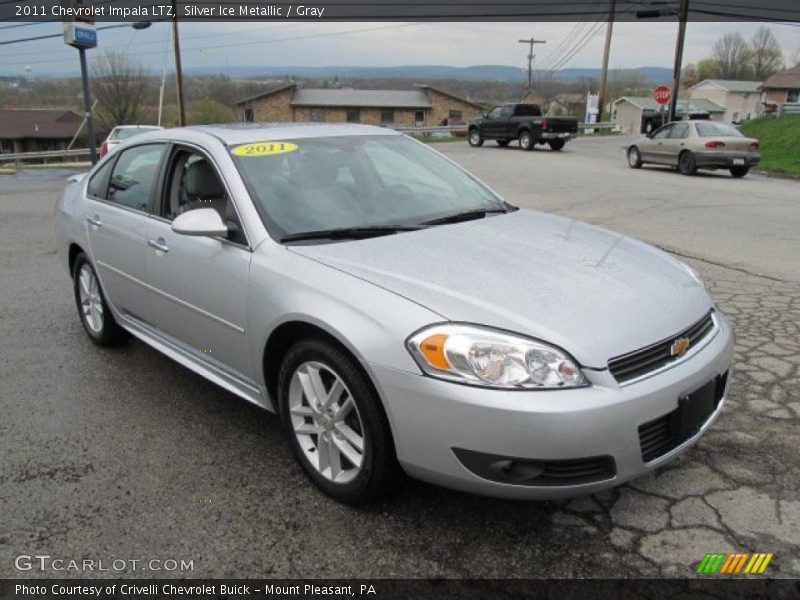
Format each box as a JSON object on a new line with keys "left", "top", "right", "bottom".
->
{"left": 289, "top": 209, "right": 712, "bottom": 368}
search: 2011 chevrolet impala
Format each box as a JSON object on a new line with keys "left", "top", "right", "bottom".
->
{"left": 56, "top": 124, "right": 733, "bottom": 503}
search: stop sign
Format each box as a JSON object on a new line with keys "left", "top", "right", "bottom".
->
{"left": 653, "top": 84, "right": 672, "bottom": 105}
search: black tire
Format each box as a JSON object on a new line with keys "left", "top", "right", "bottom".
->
{"left": 496, "top": 140, "right": 510, "bottom": 147}
{"left": 730, "top": 166, "right": 749, "bottom": 178}
{"left": 627, "top": 146, "right": 643, "bottom": 169}
{"left": 678, "top": 151, "right": 697, "bottom": 176}
{"left": 72, "top": 252, "right": 127, "bottom": 346}
{"left": 548, "top": 138, "right": 566, "bottom": 151}
{"left": 467, "top": 129, "right": 483, "bottom": 147}
{"left": 519, "top": 130, "right": 534, "bottom": 151}
{"left": 278, "top": 338, "right": 397, "bottom": 504}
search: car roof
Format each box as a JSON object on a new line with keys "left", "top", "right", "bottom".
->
{"left": 183, "top": 122, "right": 400, "bottom": 145}
{"left": 112, "top": 125, "right": 163, "bottom": 130}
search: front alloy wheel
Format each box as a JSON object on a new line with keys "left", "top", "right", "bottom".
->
{"left": 278, "top": 338, "right": 396, "bottom": 503}
{"left": 468, "top": 129, "right": 483, "bottom": 147}
{"left": 628, "top": 146, "right": 643, "bottom": 168}
{"left": 519, "top": 130, "right": 534, "bottom": 151}
{"left": 288, "top": 361, "right": 365, "bottom": 484}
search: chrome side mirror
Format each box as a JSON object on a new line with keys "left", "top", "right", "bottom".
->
{"left": 171, "top": 208, "right": 228, "bottom": 238}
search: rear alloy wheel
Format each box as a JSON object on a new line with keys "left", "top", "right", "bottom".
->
{"left": 730, "top": 166, "right": 750, "bottom": 178}
{"left": 548, "top": 138, "right": 566, "bottom": 151}
{"left": 678, "top": 151, "right": 697, "bottom": 176}
{"left": 72, "top": 253, "right": 127, "bottom": 346}
{"left": 278, "top": 338, "right": 396, "bottom": 504}
{"left": 468, "top": 129, "right": 483, "bottom": 147}
{"left": 627, "top": 146, "right": 643, "bottom": 168}
{"left": 496, "top": 140, "right": 510, "bottom": 147}
{"left": 519, "top": 130, "right": 534, "bottom": 151}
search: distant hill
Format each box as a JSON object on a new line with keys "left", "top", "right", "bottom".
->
{"left": 186, "top": 64, "right": 673, "bottom": 84}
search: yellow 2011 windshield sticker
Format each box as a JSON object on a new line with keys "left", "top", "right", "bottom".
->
{"left": 231, "top": 141, "right": 297, "bottom": 157}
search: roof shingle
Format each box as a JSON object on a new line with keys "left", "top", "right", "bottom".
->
{"left": 0, "top": 108, "right": 82, "bottom": 140}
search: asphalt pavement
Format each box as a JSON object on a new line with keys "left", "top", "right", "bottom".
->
{"left": 1, "top": 138, "right": 798, "bottom": 579}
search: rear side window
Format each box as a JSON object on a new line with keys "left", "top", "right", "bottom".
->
{"left": 86, "top": 158, "right": 115, "bottom": 200}
{"left": 514, "top": 104, "right": 542, "bottom": 116}
{"left": 107, "top": 144, "right": 166, "bottom": 212}
{"left": 695, "top": 122, "right": 743, "bottom": 138}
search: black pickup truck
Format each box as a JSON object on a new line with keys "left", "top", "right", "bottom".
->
{"left": 467, "top": 103, "right": 579, "bottom": 151}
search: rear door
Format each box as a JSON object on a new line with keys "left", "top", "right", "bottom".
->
{"left": 143, "top": 144, "right": 254, "bottom": 380}
{"left": 85, "top": 143, "right": 168, "bottom": 323}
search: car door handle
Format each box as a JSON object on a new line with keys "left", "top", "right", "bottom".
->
{"left": 86, "top": 216, "right": 102, "bottom": 228}
{"left": 147, "top": 238, "right": 169, "bottom": 253}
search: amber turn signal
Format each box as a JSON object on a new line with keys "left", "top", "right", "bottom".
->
{"left": 419, "top": 334, "right": 450, "bottom": 370}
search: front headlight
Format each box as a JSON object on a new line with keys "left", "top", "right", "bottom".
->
{"left": 406, "top": 324, "right": 588, "bottom": 389}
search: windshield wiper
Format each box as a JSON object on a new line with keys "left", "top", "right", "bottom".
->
{"left": 280, "top": 225, "right": 421, "bottom": 243}
{"left": 421, "top": 206, "right": 514, "bottom": 226}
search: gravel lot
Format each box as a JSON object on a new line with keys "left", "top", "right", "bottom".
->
{"left": 1, "top": 136, "right": 798, "bottom": 579}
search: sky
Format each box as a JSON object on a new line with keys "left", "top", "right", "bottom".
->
{"left": 1, "top": 20, "right": 798, "bottom": 78}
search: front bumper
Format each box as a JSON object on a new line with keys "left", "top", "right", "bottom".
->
{"left": 695, "top": 152, "right": 760, "bottom": 169}
{"left": 369, "top": 312, "right": 734, "bottom": 499}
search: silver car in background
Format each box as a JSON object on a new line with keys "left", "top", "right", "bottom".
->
{"left": 56, "top": 124, "right": 733, "bottom": 503}
{"left": 627, "top": 120, "right": 760, "bottom": 178}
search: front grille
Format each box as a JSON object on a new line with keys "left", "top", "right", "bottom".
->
{"left": 452, "top": 448, "right": 616, "bottom": 487}
{"left": 608, "top": 311, "right": 716, "bottom": 383}
{"left": 638, "top": 371, "right": 728, "bottom": 462}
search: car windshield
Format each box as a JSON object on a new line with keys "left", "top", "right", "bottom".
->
{"left": 231, "top": 135, "right": 509, "bottom": 240}
{"left": 695, "top": 122, "right": 743, "bottom": 138}
{"left": 111, "top": 127, "right": 160, "bottom": 141}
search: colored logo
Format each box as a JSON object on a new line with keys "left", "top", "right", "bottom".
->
{"left": 231, "top": 142, "right": 298, "bottom": 157}
{"left": 670, "top": 336, "right": 691, "bottom": 357}
{"left": 696, "top": 552, "right": 773, "bottom": 574}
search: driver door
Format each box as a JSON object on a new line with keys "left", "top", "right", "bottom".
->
{"left": 640, "top": 123, "right": 673, "bottom": 163}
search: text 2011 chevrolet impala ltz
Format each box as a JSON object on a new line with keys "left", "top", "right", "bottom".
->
{"left": 56, "top": 124, "right": 733, "bottom": 503}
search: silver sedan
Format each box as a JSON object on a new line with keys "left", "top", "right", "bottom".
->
{"left": 56, "top": 124, "right": 733, "bottom": 503}
{"left": 627, "top": 120, "right": 760, "bottom": 178}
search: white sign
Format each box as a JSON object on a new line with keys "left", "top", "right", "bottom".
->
{"left": 62, "top": 0, "right": 97, "bottom": 49}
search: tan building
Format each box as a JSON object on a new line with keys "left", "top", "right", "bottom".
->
{"left": 235, "top": 84, "right": 483, "bottom": 127}
{"left": 689, "top": 79, "right": 762, "bottom": 123}
{"left": 760, "top": 65, "right": 800, "bottom": 112}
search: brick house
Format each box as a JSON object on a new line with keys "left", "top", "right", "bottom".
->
{"left": 759, "top": 65, "right": 800, "bottom": 112}
{"left": 235, "top": 84, "right": 483, "bottom": 127}
{"left": 0, "top": 108, "right": 84, "bottom": 154}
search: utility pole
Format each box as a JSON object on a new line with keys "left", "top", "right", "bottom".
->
{"left": 518, "top": 37, "right": 546, "bottom": 98}
{"left": 668, "top": 0, "right": 689, "bottom": 124}
{"left": 597, "top": 0, "right": 616, "bottom": 122}
{"left": 171, "top": 0, "right": 186, "bottom": 126}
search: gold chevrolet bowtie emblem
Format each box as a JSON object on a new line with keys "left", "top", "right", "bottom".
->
{"left": 671, "top": 336, "right": 691, "bottom": 357}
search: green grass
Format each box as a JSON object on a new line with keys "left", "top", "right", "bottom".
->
{"left": 738, "top": 115, "right": 800, "bottom": 177}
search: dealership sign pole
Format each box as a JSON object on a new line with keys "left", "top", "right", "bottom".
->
{"left": 62, "top": 0, "right": 98, "bottom": 164}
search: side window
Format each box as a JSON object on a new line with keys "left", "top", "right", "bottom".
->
{"left": 487, "top": 106, "right": 503, "bottom": 119}
{"left": 652, "top": 124, "right": 672, "bottom": 139}
{"left": 86, "top": 157, "right": 115, "bottom": 200}
{"left": 165, "top": 150, "right": 247, "bottom": 246}
{"left": 107, "top": 144, "right": 166, "bottom": 212}
{"left": 668, "top": 123, "right": 689, "bottom": 139}
{"left": 499, "top": 106, "right": 514, "bottom": 118}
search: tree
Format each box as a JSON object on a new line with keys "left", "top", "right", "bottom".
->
{"left": 750, "top": 26, "right": 783, "bottom": 81}
{"left": 91, "top": 50, "right": 153, "bottom": 132}
{"left": 711, "top": 32, "right": 753, "bottom": 79}
{"left": 189, "top": 99, "right": 234, "bottom": 124}
{"left": 791, "top": 47, "right": 800, "bottom": 67}
{"left": 696, "top": 58, "right": 722, "bottom": 82}
{"left": 681, "top": 63, "right": 699, "bottom": 88}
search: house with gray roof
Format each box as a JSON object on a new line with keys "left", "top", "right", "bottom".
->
{"left": 759, "top": 65, "right": 800, "bottom": 111}
{"left": 689, "top": 79, "right": 763, "bottom": 123}
{"left": 0, "top": 108, "right": 84, "bottom": 154}
{"left": 235, "top": 84, "right": 483, "bottom": 128}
